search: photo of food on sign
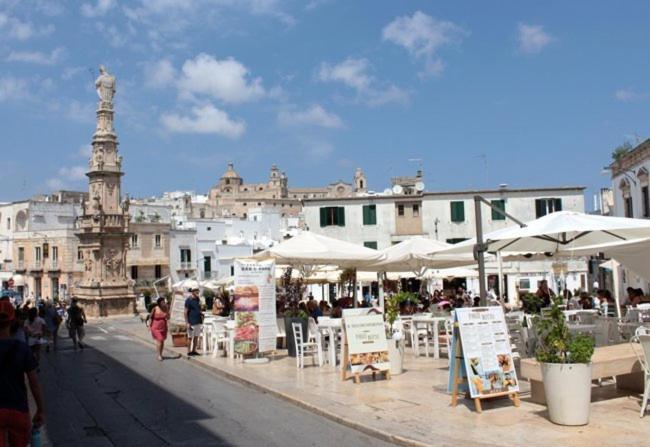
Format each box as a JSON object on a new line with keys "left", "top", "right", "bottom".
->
{"left": 234, "top": 285, "right": 259, "bottom": 312}
{"left": 234, "top": 311, "right": 259, "bottom": 355}
{"left": 350, "top": 351, "right": 390, "bottom": 366}
{"left": 468, "top": 356, "right": 517, "bottom": 395}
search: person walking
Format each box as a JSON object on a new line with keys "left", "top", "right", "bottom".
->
{"left": 149, "top": 297, "right": 170, "bottom": 361}
{"left": 43, "top": 300, "right": 62, "bottom": 352}
{"left": 23, "top": 307, "right": 46, "bottom": 365}
{"left": 184, "top": 288, "right": 203, "bottom": 356}
{"left": 67, "top": 298, "right": 87, "bottom": 350}
{"left": 0, "top": 300, "right": 45, "bottom": 446}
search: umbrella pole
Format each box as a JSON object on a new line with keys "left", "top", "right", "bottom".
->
{"left": 497, "top": 251, "right": 504, "bottom": 305}
{"left": 474, "top": 196, "right": 488, "bottom": 306}
{"left": 378, "top": 271, "right": 385, "bottom": 310}
{"left": 353, "top": 268, "right": 358, "bottom": 308}
{"left": 612, "top": 259, "right": 623, "bottom": 319}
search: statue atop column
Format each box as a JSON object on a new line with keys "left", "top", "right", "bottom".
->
{"left": 95, "top": 65, "right": 116, "bottom": 106}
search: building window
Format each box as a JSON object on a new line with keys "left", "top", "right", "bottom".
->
{"left": 131, "top": 234, "right": 139, "bottom": 248}
{"left": 51, "top": 246, "right": 58, "bottom": 268}
{"left": 203, "top": 256, "right": 211, "bottom": 275}
{"left": 77, "top": 249, "right": 83, "bottom": 262}
{"left": 200, "top": 209, "right": 205, "bottom": 218}
{"left": 34, "top": 246, "right": 42, "bottom": 267}
{"left": 154, "top": 265, "right": 162, "bottom": 279}
{"left": 363, "top": 241, "right": 378, "bottom": 249}
{"left": 131, "top": 265, "right": 138, "bottom": 280}
{"left": 450, "top": 201, "right": 465, "bottom": 222}
{"left": 625, "top": 197, "right": 634, "bottom": 218}
{"left": 18, "top": 247, "right": 24, "bottom": 269}
{"left": 491, "top": 199, "right": 506, "bottom": 221}
{"left": 362, "top": 205, "right": 377, "bottom": 225}
{"left": 412, "top": 204, "right": 420, "bottom": 217}
{"left": 397, "top": 204, "right": 405, "bottom": 216}
{"left": 643, "top": 186, "right": 650, "bottom": 218}
{"left": 535, "top": 198, "right": 562, "bottom": 218}
{"left": 180, "top": 248, "right": 191, "bottom": 269}
{"left": 446, "top": 238, "right": 469, "bottom": 244}
{"left": 319, "top": 207, "right": 345, "bottom": 227}
{"left": 154, "top": 234, "right": 162, "bottom": 248}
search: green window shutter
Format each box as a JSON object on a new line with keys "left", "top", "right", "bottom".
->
{"left": 451, "top": 201, "right": 465, "bottom": 222}
{"left": 363, "top": 241, "right": 378, "bottom": 249}
{"left": 491, "top": 200, "right": 506, "bottom": 220}
{"left": 320, "top": 207, "right": 327, "bottom": 227}
{"left": 337, "top": 207, "right": 345, "bottom": 226}
{"left": 363, "top": 205, "right": 376, "bottom": 225}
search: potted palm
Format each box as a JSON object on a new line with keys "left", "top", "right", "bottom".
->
{"left": 534, "top": 297, "right": 594, "bottom": 425}
{"left": 385, "top": 291, "right": 416, "bottom": 375}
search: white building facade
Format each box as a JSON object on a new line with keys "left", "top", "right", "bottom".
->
{"left": 303, "top": 186, "right": 587, "bottom": 302}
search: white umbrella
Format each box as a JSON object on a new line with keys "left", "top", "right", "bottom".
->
{"left": 365, "top": 236, "right": 460, "bottom": 272}
{"left": 171, "top": 278, "right": 200, "bottom": 290}
{"left": 254, "top": 231, "right": 384, "bottom": 268}
{"left": 425, "top": 267, "right": 478, "bottom": 279}
{"left": 439, "top": 211, "right": 650, "bottom": 255}
{"left": 569, "top": 237, "right": 650, "bottom": 281}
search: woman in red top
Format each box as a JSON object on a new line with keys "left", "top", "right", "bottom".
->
{"left": 149, "top": 297, "right": 170, "bottom": 361}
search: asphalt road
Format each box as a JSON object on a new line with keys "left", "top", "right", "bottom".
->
{"left": 37, "top": 323, "right": 396, "bottom": 447}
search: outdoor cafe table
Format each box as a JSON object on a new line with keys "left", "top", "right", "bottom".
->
{"left": 563, "top": 309, "right": 599, "bottom": 321}
{"left": 411, "top": 314, "right": 450, "bottom": 359}
{"left": 317, "top": 318, "right": 342, "bottom": 367}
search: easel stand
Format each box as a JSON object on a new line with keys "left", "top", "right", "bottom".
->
{"left": 450, "top": 325, "right": 520, "bottom": 413}
{"left": 340, "top": 326, "right": 391, "bottom": 384}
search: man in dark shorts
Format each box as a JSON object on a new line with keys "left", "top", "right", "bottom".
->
{"left": 0, "top": 300, "right": 45, "bottom": 446}
{"left": 185, "top": 288, "right": 203, "bottom": 356}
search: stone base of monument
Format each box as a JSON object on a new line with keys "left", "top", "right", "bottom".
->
{"left": 73, "top": 285, "right": 136, "bottom": 317}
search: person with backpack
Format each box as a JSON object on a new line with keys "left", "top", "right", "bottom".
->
{"left": 0, "top": 300, "right": 45, "bottom": 446}
{"left": 67, "top": 298, "right": 87, "bottom": 350}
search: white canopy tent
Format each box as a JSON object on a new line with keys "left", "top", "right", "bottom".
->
{"left": 365, "top": 236, "right": 453, "bottom": 273}
{"left": 171, "top": 278, "right": 200, "bottom": 290}
{"left": 438, "top": 211, "right": 650, "bottom": 316}
{"left": 253, "top": 231, "right": 385, "bottom": 268}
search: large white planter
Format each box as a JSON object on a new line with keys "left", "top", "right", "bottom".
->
{"left": 388, "top": 337, "right": 405, "bottom": 375}
{"left": 541, "top": 362, "right": 592, "bottom": 426}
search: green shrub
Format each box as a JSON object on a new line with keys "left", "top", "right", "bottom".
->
{"left": 535, "top": 297, "right": 594, "bottom": 364}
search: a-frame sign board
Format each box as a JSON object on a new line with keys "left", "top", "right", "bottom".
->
{"left": 449, "top": 307, "right": 521, "bottom": 413}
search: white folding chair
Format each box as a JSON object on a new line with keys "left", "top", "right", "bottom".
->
{"left": 439, "top": 319, "right": 453, "bottom": 363}
{"left": 631, "top": 328, "right": 650, "bottom": 417}
{"left": 292, "top": 322, "right": 323, "bottom": 369}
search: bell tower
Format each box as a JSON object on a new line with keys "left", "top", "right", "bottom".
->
{"left": 73, "top": 65, "right": 135, "bottom": 317}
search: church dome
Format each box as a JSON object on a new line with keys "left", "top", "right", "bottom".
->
{"left": 221, "top": 162, "right": 241, "bottom": 179}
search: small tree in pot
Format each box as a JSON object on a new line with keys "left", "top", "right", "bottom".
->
{"left": 535, "top": 297, "right": 594, "bottom": 425}
{"left": 202, "top": 289, "right": 215, "bottom": 313}
{"left": 281, "top": 267, "right": 308, "bottom": 357}
{"left": 385, "top": 291, "right": 417, "bottom": 374}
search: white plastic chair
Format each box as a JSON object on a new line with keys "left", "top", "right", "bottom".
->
{"left": 411, "top": 320, "right": 431, "bottom": 357}
{"left": 292, "top": 322, "right": 322, "bottom": 368}
{"left": 631, "top": 327, "right": 650, "bottom": 417}
{"left": 439, "top": 319, "right": 453, "bottom": 362}
{"left": 210, "top": 321, "right": 229, "bottom": 358}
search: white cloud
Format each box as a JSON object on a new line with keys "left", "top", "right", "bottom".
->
{"left": 177, "top": 53, "right": 265, "bottom": 104}
{"left": 46, "top": 178, "right": 65, "bottom": 190}
{"left": 615, "top": 88, "right": 649, "bottom": 103}
{"left": 62, "top": 66, "right": 85, "bottom": 80}
{"left": 58, "top": 165, "right": 87, "bottom": 181}
{"left": 318, "top": 58, "right": 371, "bottom": 90}
{"left": 517, "top": 23, "right": 553, "bottom": 54}
{"left": 95, "top": 22, "right": 129, "bottom": 47}
{"left": 7, "top": 47, "right": 65, "bottom": 65}
{"left": 144, "top": 59, "right": 177, "bottom": 88}
{"left": 317, "top": 58, "right": 409, "bottom": 106}
{"left": 0, "top": 13, "right": 54, "bottom": 40}
{"left": 81, "top": 0, "right": 116, "bottom": 18}
{"left": 66, "top": 100, "right": 96, "bottom": 123}
{"left": 161, "top": 104, "right": 246, "bottom": 138}
{"left": 382, "top": 11, "right": 466, "bottom": 76}
{"left": 278, "top": 104, "right": 343, "bottom": 128}
{"left": 0, "top": 76, "right": 29, "bottom": 101}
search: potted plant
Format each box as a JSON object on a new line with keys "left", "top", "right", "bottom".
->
{"left": 170, "top": 323, "right": 188, "bottom": 347}
{"left": 534, "top": 297, "right": 594, "bottom": 425}
{"left": 385, "top": 292, "right": 414, "bottom": 375}
{"left": 284, "top": 307, "right": 309, "bottom": 357}
{"left": 521, "top": 293, "right": 543, "bottom": 314}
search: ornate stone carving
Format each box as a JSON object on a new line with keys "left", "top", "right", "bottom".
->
{"left": 95, "top": 65, "right": 116, "bottom": 105}
{"left": 104, "top": 248, "right": 123, "bottom": 277}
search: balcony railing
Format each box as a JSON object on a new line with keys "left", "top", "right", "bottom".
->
{"left": 17, "top": 261, "right": 24, "bottom": 270}
{"left": 34, "top": 260, "right": 42, "bottom": 269}
{"left": 50, "top": 260, "right": 59, "bottom": 270}
{"left": 179, "top": 262, "right": 193, "bottom": 270}
{"left": 203, "top": 271, "right": 213, "bottom": 279}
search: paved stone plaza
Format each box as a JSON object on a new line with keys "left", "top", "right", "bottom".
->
{"left": 105, "top": 317, "right": 648, "bottom": 447}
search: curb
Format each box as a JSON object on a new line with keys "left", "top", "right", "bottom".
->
{"left": 107, "top": 320, "right": 431, "bottom": 447}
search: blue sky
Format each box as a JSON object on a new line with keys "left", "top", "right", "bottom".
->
{"left": 1, "top": 1, "right": 649, "bottom": 207}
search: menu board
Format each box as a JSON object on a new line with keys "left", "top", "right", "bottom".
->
{"left": 455, "top": 307, "right": 519, "bottom": 398}
{"left": 343, "top": 313, "right": 390, "bottom": 374}
{"left": 170, "top": 290, "right": 187, "bottom": 326}
{"left": 233, "top": 259, "right": 276, "bottom": 356}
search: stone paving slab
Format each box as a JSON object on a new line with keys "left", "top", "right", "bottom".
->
{"left": 102, "top": 316, "right": 650, "bottom": 447}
